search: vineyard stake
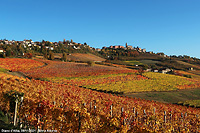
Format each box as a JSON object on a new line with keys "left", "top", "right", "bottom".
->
{"left": 19, "top": 118, "right": 23, "bottom": 129}
{"left": 121, "top": 107, "right": 124, "bottom": 115}
{"left": 143, "top": 109, "right": 147, "bottom": 124}
{"left": 133, "top": 107, "right": 135, "bottom": 122}
{"left": 14, "top": 95, "right": 18, "bottom": 126}
{"left": 90, "top": 102, "right": 92, "bottom": 111}
{"left": 164, "top": 111, "right": 166, "bottom": 123}
{"left": 78, "top": 112, "right": 81, "bottom": 132}
{"left": 170, "top": 111, "right": 172, "bottom": 123}
{"left": 94, "top": 105, "right": 96, "bottom": 114}
{"left": 110, "top": 105, "right": 113, "bottom": 117}
{"left": 37, "top": 114, "right": 40, "bottom": 133}
{"left": 136, "top": 111, "right": 138, "bottom": 123}
{"left": 143, "top": 109, "right": 146, "bottom": 116}
{"left": 121, "top": 107, "right": 124, "bottom": 125}
{"left": 181, "top": 113, "right": 184, "bottom": 127}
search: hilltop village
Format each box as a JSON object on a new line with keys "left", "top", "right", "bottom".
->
{"left": 0, "top": 39, "right": 165, "bottom": 58}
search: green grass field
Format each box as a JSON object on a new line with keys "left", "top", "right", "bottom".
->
{"left": 123, "top": 88, "right": 200, "bottom": 104}
{"left": 123, "top": 60, "right": 143, "bottom": 65}
{"left": 139, "top": 59, "right": 161, "bottom": 64}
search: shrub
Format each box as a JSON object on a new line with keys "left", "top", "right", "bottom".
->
{"left": 87, "top": 61, "right": 95, "bottom": 66}
{"left": 62, "top": 53, "right": 67, "bottom": 62}
{"left": 183, "top": 74, "right": 192, "bottom": 78}
{"left": 24, "top": 53, "right": 32, "bottom": 59}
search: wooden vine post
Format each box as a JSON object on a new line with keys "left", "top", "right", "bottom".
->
{"left": 164, "top": 111, "right": 166, "bottom": 123}
{"left": 110, "top": 105, "right": 113, "bottom": 117}
{"left": 121, "top": 107, "right": 125, "bottom": 125}
{"left": 153, "top": 108, "right": 156, "bottom": 115}
{"left": 14, "top": 95, "right": 18, "bottom": 126}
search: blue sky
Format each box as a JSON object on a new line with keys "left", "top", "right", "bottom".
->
{"left": 1, "top": 0, "right": 200, "bottom": 58}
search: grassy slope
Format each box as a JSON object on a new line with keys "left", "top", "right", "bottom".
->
{"left": 177, "top": 60, "right": 200, "bottom": 69}
{"left": 123, "top": 88, "right": 200, "bottom": 104}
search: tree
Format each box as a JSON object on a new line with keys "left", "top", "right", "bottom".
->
{"left": 6, "top": 47, "right": 12, "bottom": 57}
{"left": 62, "top": 53, "right": 67, "bottom": 62}
{"left": 143, "top": 64, "right": 149, "bottom": 70}
{"left": 43, "top": 49, "right": 48, "bottom": 59}
{"left": 48, "top": 52, "right": 54, "bottom": 60}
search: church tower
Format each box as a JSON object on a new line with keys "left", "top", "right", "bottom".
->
{"left": 125, "top": 43, "right": 128, "bottom": 48}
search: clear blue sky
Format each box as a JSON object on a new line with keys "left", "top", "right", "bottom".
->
{"left": 1, "top": 0, "right": 200, "bottom": 58}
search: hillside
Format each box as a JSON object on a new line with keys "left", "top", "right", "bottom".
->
{"left": 54, "top": 53, "right": 106, "bottom": 62}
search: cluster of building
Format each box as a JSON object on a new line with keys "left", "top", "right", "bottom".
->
{"left": 146, "top": 68, "right": 172, "bottom": 74}
{"left": 101, "top": 43, "right": 146, "bottom": 53}
{"left": 0, "top": 39, "right": 149, "bottom": 54}
{"left": 0, "top": 39, "right": 88, "bottom": 51}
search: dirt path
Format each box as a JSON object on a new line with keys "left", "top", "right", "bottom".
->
{"left": 6, "top": 71, "right": 30, "bottom": 79}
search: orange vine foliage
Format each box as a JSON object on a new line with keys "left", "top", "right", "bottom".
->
{"left": 0, "top": 58, "right": 44, "bottom": 72}
{"left": 0, "top": 73, "right": 200, "bottom": 132}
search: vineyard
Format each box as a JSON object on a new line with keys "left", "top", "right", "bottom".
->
{"left": 21, "top": 59, "right": 134, "bottom": 79}
{"left": 0, "top": 58, "right": 44, "bottom": 72}
{"left": 0, "top": 58, "right": 200, "bottom": 132}
{"left": 49, "top": 71, "right": 200, "bottom": 94}
{"left": 0, "top": 72, "right": 200, "bottom": 132}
